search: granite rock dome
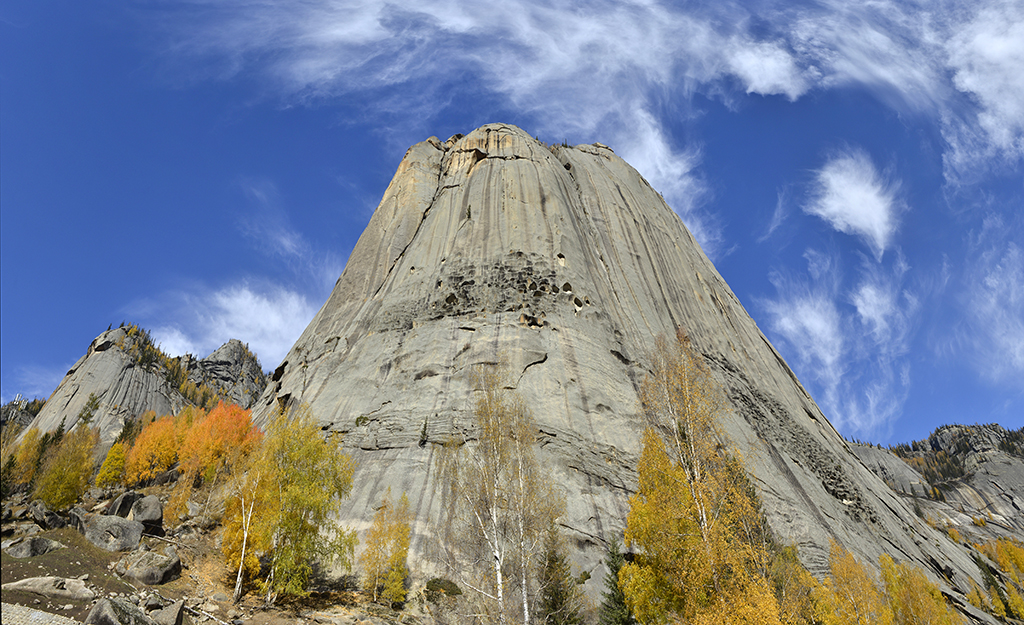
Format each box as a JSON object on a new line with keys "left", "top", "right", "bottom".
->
{"left": 253, "top": 123, "right": 989, "bottom": 609}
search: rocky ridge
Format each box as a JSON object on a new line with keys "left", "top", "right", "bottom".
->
{"left": 853, "top": 424, "right": 1024, "bottom": 542}
{"left": 25, "top": 328, "right": 267, "bottom": 448}
{"left": 252, "top": 123, "right": 992, "bottom": 611}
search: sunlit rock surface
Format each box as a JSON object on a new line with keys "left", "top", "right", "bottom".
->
{"left": 27, "top": 330, "right": 266, "bottom": 448}
{"left": 254, "top": 123, "right": 988, "bottom": 603}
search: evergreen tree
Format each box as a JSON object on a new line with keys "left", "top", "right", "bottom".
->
{"left": 598, "top": 539, "right": 635, "bottom": 625}
{"left": 536, "top": 524, "right": 583, "bottom": 625}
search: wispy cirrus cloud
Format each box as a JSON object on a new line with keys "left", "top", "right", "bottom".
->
{"left": 150, "top": 0, "right": 1023, "bottom": 210}
{"left": 237, "top": 177, "right": 343, "bottom": 291}
{"left": 804, "top": 147, "right": 904, "bottom": 261}
{"left": 761, "top": 249, "right": 919, "bottom": 437}
{"left": 960, "top": 217, "right": 1024, "bottom": 386}
{"left": 943, "top": 0, "right": 1024, "bottom": 182}
{"left": 134, "top": 177, "right": 336, "bottom": 369}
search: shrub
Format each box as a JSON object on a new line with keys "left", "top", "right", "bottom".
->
{"left": 33, "top": 425, "right": 99, "bottom": 510}
{"left": 425, "top": 578, "right": 462, "bottom": 603}
{"left": 95, "top": 442, "right": 127, "bottom": 488}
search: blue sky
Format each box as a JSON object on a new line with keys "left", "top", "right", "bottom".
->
{"left": 2, "top": 0, "right": 1022, "bottom": 444}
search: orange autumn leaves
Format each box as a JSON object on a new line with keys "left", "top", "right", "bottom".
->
{"left": 96, "top": 402, "right": 262, "bottom": 524}
{"left": 119, "top": 403, "right": 260, "bottom": 486}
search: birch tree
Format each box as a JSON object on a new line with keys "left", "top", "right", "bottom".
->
{"left": 619, "top": 331, "right": 780, "bottom": 624}
{"left": 435, "top": 363, "right": 559, "bottom": 625}
{"left": 221, "top": 404, "right": 357, "bottom": 604}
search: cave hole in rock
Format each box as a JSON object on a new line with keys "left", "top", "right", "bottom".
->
{"left": 446, "top": 293, "right": 458, "bottom": 305}
{"left": 556, "top": 253, "right": 566, "bottom": 266}
{"left": 562, "top": 282, "right": 572, "bottom": 293}
{"left": 574, "top": 297, "right": 583, "bottom": 310}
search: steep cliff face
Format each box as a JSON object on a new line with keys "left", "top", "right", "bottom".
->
{"left": 27, "top": 329, "right": 267, "bottom": 447}
{"left": 253, "top": 124, "right": 986, "bottom": 603}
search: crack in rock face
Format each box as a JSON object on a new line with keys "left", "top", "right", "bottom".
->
{"left": 252, "top": 123, "right": 988, "bottom": 602}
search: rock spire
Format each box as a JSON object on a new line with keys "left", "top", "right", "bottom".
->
{"left": 254, "top": 123, "right": 983, "bottom": 598}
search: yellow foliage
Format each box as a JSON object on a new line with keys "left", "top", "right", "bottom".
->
{"left": 125, "top": 414, "right": 178, "bottom": 484}
{"left": 33, "top": 426, "right": 99, "bottom": 510}
{"left": 95, "top": 442, "right": 127, "bottom": 488}
{"left": 13, "top": 427, "right": 43, "bottom": 486}
{"left": 223, "top": 404, "right": 356, "bottom": 604}
{"left": 1007, "top": 585, "right": 1024, "bottom": 618}
{"left": 620, "top": 332, "right": 779, "bottom": 625}
{"left": 965, "top": 580, "right": 989, "bottom": 611}
{"left": 814, "top": 543, "right": 892, "bottom": 625}
{"left": 989, "top": 586, "right": 1006, "bottom": 618}
{"left": 167, "top": 402, "right": 261, "bottom": 523}
{"left": 879, "top": 554, "right": 963, "bottom": 625}
{"left": 946, "top": 526, "right": 960, "bottom": 543}
{"left": 359, "top": 488, "right": 412, "bottom": 605}
{"left": 772, "top": 546, "right": 820, "bottom": 625}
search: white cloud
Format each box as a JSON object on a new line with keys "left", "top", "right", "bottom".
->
{"left": 149, "top": 283, "right": 320, "bottom": 369}
{"left": 151, "top": 0, "right": 1023, "bottom": 201}
{"left": 944, "top": 0, "right": 1024, "bottom": 180}
{"left": 805, "top": 147, "right": 904, "bottom": 260}
{"left": 761, "top": 249, "right": 919, "bottom": 437}
{"left": 0, "top": 363, "right": 72, "bottom": 405}
{"left": 965, "top": 236, "right": 1024, "bottom": 384}
{"left": 727, "top": 39, "right": 809, "bottom": 100}
{"left": 238, "top": 177, "right": 344, "bottom": 291}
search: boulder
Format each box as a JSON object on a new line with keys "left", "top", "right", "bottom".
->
{"left": 1, "top": 576, "right": 96, "bottom": 601}
{"left": 3, "top": 536, "right": 66, "bottom": 558}
{"left": 151, "top": 600, "right": 184, "bottom": 625}
{"left": 122, "top": 546, "right": 182, "bottom": 585}
{"left": 85, "top": 597, "right": 157, "bottom": 625}
{"left": 108, "top": 491, "right": 143, "bottom": 518}
{"left": 69, "top": 506, "right": 89, "bottom": 532}
{"left": 128, "top": 495, "right": 164, "bottom": 535}
{"left": 84, "top": 514, "right": 144, "bottom": 551}
{"left": 29, "top": 499, "right": 66, "bottom": 529}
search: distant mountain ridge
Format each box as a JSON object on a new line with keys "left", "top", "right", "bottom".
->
{"left": 854, "top": 424, "right": 1024, "bottom": 541}
{"left": 22, "top": 324, "right": 267, "bottom": 448}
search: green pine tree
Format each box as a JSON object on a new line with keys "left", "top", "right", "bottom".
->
{"left": 537, "top": 525, "right": 583, "bottom": 625}
{"left": 598, "top": 539, "right": 635, "bottom": 625}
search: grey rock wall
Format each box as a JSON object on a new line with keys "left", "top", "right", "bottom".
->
{"left": 25, "top": 330, "right": 267, "bottom": 450}
{"left": 253, "top": 124, "right": 988, "bottom": 606}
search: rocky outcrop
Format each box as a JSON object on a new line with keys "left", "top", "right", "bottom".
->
{"left": 25, "top": 330, "right": 267, "bottom": 448}
{"left": 186, "top": 339, "right": 266, "bottom": 409}
{"left": 108, "top": 491, "right": 144, "bottom": 518}
{"left": 86, "top": 597, "right": 157, "bottom": 625}
{"left": 83, "top": 513, "right": 144, "bottom": 552}
{"left": 1, "top": 576, "right": 96, "bottom": 601}
{"left": 3, "top": 536, "right": 66, "bottom": 558}
{"left": 117, "top": 546, "right": 181, "bottom": 585}
{"left": 128, "top": 495, "right": 164, "bottom": 536}
{"left": 25, "top": 328, "right": 188, "bottom": 446}
{"left": 854, "top": 424, "right": 1024, "bottom": 541}
{"left": 252, "top": 123, "right": 988, "bottom": 603}
{"left": 29, "top": 500, "right": 67, "bottom": 530}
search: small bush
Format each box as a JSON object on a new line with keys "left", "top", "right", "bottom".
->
{"left": 425, "top": 578, "right": 462, "bottom": 602}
